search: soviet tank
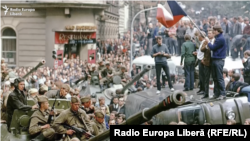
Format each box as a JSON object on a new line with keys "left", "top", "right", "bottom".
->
{"left": 88, "top": 91, "right": 187, "bottom": 141}
{"left": 103, "top": 65, "right": 152, "bottom": 100}
{"left": 87, "top": 89, "right": 250, "bottom": 141}
{"left": 0, "top": 60, "right": 71, "bottom": 141}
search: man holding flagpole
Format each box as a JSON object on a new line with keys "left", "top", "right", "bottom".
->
{"left": 205, "top": 25, "right": 227, "bottom": 100}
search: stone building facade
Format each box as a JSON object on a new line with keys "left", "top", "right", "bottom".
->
{"left": 1, "top": 1, "right": 109, "bottom": 68}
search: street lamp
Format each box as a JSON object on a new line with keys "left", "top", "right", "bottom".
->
{"left": 130, "top": 6, "right": 157, "bottom": 76}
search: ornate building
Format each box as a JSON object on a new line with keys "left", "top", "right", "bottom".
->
{"left": 97, "top": 1, "right": 119, "bottom": 41}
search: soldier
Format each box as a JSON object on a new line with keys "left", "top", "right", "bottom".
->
{"left": 7, "top": 78, "right": 38, "bottom": 131}
{"left": 52, "top": 96, "right": 94, "bottom": 141}
{"left": 46, "top": 84, "right": 70, "bottom": 99}
{"left": 39, "top": 84, "right": 49, "bottom": 96}
{"left": 88, "top": 64, "right": 98, "bottom": 78}
{"left": 99, "top": 61, "right": 115, "bottom": 90}
{"left": 80, "top": 96, "right": 95, "bottom": 119}
{"left": 90, "top": 110, "right": 107, "bottom": 136}
{"left": 28, "top": 88, "right": 39, "bottom": 103}
{"left": 114, "top": 60, "right": 122, "bottom": 73}
{"left": 115, "top": 65, "right": 128, "bottom": 86}
{"left": 29, "top": 95, "right": 56, "bottom": 141}
{"left": 97, "top": 60, "right": 105, "bottom": 79}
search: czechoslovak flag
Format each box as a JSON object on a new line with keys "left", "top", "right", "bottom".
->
{"left": 157, "top": 1, "right": 187, "bottom": 28}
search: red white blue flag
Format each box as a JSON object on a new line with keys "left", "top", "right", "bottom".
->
{"left": 157, "top": 1, "right": 187, "bottom": 28}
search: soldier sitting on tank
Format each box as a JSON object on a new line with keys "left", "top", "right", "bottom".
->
{"left": 52, "top": 96, "right": 94, "bottom": 141}
{"left": 97, "top": 60, "right": 105, "bottom": 79}
{"left": 29, "top": 95, "right": 56, "bottom": 141}
{"left": 6, "top": 78, "right": 39, "bottom": 132}
{"left": 114, "top": 59, "right": 122, "bottom": 73}
{"left": 45, "top": 84, "right": 70, "bottom": 99}
{"left": 99, "top": 61, "right": 115, "bottom": 90}
{"left": 38, "top": 85, "right": 49, "bottom": 96}
{"left": 91, "top": 110, "right": 107, "bottom": 135}
{"left": 80, "top": 96, "right": 95, "bottom": 119}
{"left": 115, "top": 65, "right": 128, "bottom": 87}
{"left": 28, "top": 88, "right": 39, "bottom": 103}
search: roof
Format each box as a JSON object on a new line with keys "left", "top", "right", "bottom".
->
{"left": 132, "top": 55, "right": 177, "bottom": 66}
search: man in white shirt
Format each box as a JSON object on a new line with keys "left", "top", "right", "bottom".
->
{"left": 195, "top": 31, "right": 206, "bottom": 95}
{"left": 186, "top": 23, "right": 198, "bottom": 39}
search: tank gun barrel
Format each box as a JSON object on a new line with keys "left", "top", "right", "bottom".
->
{"left": 119, "top": 65, "right": 151, "bottom": 94}
{"left": 22, "top": 60, "right": 46, "bottom": 79}
{"left": 89, "top": 91, "right": 186, "bottom": 141}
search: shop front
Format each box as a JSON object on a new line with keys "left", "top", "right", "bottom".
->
{"left": 54, "top": 25, "right": 97, "bottom": 66}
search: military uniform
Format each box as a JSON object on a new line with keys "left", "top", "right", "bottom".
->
{"left": 28, "top": 88, "right": 39, "bottom": 103}
{"left": 91, "top": 110, "right": 107, "bottom": 136}
{"left": 100, "top": 62, "right": 115, "bottom": 85}
{"left": 29, "top": 96, "right": 56, "bottom": 140}
{"left": 52, "top": 97, "right": 94, "bottom": 141}
{"left": 115, "top": 65, "right": 128, "bottom": 86}
{"left": 97, "top": 60, "right": 105, "bottom": 78}
{"left": 80, "top": 96, "right": 95, "bottom": 118}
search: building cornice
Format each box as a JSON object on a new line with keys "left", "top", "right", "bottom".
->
{"left": 1, "top": 3, "right": 110, "bottom": 9}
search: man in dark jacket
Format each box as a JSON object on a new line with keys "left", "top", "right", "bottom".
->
{"left": 242, "top": 50, "right": 250, "bottom": 84}
{"left": 201, "top": 29, "right": 215, "bottom": 98}
{"left": 117, "top": 97, "right": 125, "bottom": 115}
{"left": 205, "top": 25, "right": 227, "bottom": 100}
{"left": 227, "top": 73, "right": 250, "bottom": 102}
{"left": 231, "top": 35, "right": 247, "bottom": 60}
{"left": 177, "top": 22, "right": 186, "bottom": 56}
{"left": 7, "top": 78, "right": 38, "bottom": 131}
{"left": 231, "top": 17, "right": 242, "bottom": 38}
{"left": 180, "top": 34, "right": 196, "bottom": 91}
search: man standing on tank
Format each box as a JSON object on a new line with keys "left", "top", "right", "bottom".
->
{"left": 151, "top": 36, "right": 175, "bottom": 94}
{"left": 205, "top": 25, "right": 227, "bottom": 100}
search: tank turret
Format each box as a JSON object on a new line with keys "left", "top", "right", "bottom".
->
{"left": 22, "top": 60, "right": 46, "bottom": 79}
{"left": 116, "top": 65, "right": 151, "bottom": 95}
{"left": 89, "top": 91, "right": 187, "bottom": 141}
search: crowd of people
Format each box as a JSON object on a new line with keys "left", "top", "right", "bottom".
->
{"left": 1, "top": 14, "right": 250, "bottom": 141}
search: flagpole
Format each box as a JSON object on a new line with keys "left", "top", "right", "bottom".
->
{"left": 130, "top": 7, "right": 158, "bottom": 76}
{"left": 187, "top": 15, "right": 206, "bottom": 38}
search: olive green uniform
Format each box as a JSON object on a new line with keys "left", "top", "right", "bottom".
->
{"left": 98, "top": 65, "right": 105, "bottom": 77}
{"left": 1, "top": 90, "right": 12, "bottom": 121}
{"left": 52, "top": 108, "right": 93, "bottom": 141}
{"left": 115, "top": 71, "right": 128, "bottom": 86}
{"left": 29, "top": 110, "right": 56, "bottom": 140}
{"left": 100, "top": 67, "right": 115, "bottom": 85}
{"left": 91, "top": 119, "right": 107, "bottom": 136}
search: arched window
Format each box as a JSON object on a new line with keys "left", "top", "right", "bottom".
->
{"left": 1, "top": 28, "right": 16, "bottom": 67}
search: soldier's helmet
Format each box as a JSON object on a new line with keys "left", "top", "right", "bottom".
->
{"left": 121, "top": 65, "right": 126, "bottom": 70}
{"left": 98, "top": 60, "right": 103, "bottom": 64}
{"left": 91, "top": 64, "right": 96, "bottom": 68}
{"left": 105, "top": 61, "right": 110, "bottom": 65}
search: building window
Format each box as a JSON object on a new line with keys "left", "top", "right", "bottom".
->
{"left": 1, "top": 28, "right": 17, "bottom": 67}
